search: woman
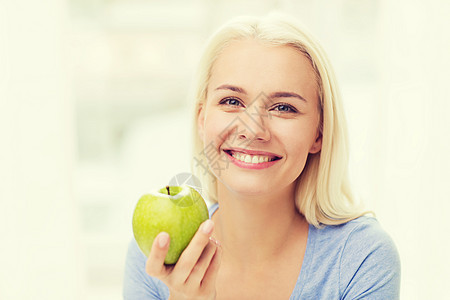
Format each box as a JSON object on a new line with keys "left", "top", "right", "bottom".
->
{"left": 124, "top": 13, "right": 400, "bottom": 299}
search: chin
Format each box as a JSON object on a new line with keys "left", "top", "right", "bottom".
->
{"left": 217, "top": 173, "right": 275, "bottom": 196}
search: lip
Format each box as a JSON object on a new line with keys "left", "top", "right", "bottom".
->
{"left": 222, "top": 147, "right": 282, "bottom": 159}
{"left": 222, "top": 149, "right": 282, "bottom": 170}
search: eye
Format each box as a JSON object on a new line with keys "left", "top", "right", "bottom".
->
{"left": 271, "top": 103, "right": 298, "bottom": 113}
{"left": 219, "top": 97, "right": 244, "bottom": 107}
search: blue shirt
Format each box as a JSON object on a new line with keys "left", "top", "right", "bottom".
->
{"left": 123, "top": 203, "right": 401, "bottom": 299}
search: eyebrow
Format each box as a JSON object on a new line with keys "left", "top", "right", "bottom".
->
{"left": 215, "top": 84, "right": 247, "bottom": 94}
{"left": 271, "top": 91, "right": 307, "bottom": 102}
{"left": 214, "top": 84, "right": 307, "bottom": 102}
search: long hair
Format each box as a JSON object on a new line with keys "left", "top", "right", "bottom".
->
{"left": 189, "top": 13, "right": 368, "bottom": 227}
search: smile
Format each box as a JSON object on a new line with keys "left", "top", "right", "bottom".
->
{"left": 225, "top": 150, "right": 280, "bottom": 163}
{"left": 223, "top": 149, "right": 282, "bottom": 169}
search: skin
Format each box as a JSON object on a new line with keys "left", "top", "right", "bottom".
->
{"left": 146, "top": 39, "right": 322, "bottom": 299}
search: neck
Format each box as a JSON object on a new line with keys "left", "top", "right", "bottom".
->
{"left": 212, "top": 182, "right": 308, "bottom": 269}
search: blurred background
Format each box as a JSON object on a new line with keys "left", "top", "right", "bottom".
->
{"left": 1, "top": 0, "right": 449, "bottom": 299}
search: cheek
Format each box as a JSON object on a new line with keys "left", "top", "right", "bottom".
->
{"left": 284, "top": 135, "right": 310, "bottom": 157}
{"left": 203, "top": 109, "right": 236, "bottom": 148}
{"left": 279, "top": 126, "right": 314, "bottom": 176}
{"left": 275, "top": 122, "right": 316, "bottom": 155}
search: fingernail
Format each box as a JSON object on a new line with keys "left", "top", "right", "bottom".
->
{"left": 158, "top": 232, "right": 169, "bottom": 248}
{"left": 201, "top": 219, "right": 214, "bottom": 234}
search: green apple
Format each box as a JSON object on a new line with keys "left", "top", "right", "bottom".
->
{"left": 132, "top": 184, "right": 209, "bottom": 264}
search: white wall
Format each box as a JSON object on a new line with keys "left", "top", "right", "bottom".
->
{"left": 0, "top": 1, "right": 84, "bottom": 299}
{"left": 375, "top": 1, "right": 450, "bottom": 298}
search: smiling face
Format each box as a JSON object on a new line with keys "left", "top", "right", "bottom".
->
{"left": 197, "top": 39, "right": 322, "bottom": 197}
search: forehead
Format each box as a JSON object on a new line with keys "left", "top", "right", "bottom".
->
{"left": 208, "top": 39, "right": 317, "bottom": 99}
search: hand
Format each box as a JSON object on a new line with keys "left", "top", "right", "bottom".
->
{"left": 145, "top": 219, "right": 222, "bottom": 300}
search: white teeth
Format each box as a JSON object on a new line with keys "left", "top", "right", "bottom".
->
{"left": 230, "top": 151, "right": 276, "bottom": 164}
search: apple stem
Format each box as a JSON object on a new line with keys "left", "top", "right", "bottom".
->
{"left": 166, "top": 186, "right": 170, "bottom": 195}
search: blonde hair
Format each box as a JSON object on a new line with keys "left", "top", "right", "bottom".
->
{"left": 189, "top": 13, "right": 368, "bottom": 227}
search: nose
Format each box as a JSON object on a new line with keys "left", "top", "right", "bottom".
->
{"left": 236, "top": 105, "right": 271, "bottom": 143}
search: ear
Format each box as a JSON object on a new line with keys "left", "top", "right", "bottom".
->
{"left": 309, "top": 131, "right": 322, "bottom": 154}
{"left": 197, "top": 103, "right": 205, "bottom": 141}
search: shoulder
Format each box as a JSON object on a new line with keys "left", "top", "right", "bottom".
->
{"left": 330, "top": 216, "right": 397, "bottom": 252}
{"left": 322, "top": 216, "right": 401, "bottom": 299}
{"left": 334, "top": 216, "right": 400, "bottom": 271}
{"left": 302, "top": 216, "right": 400, "bottom": 299}
{"left": 313, "top": 216, "right": 399, "bottom": 256}
{"left": 123, "top": 238, "right": 169, "bottom": 299}
{"left": 342, "top": 216, "right": 399, "bottom": 255}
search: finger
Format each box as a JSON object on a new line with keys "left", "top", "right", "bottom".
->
{"left": 185, "top": 238, "right": 219, "bottom": 285}
{"left": 145, "top": 232, "right": 171, "bottom": 278}
{"left": 172, "top": 219, "right": 214, "bottom": 282}
{"left": 200, "top": 241, "right": 222, "bottom": 292}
